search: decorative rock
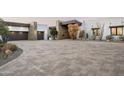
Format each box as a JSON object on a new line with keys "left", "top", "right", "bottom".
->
{"left": 5, "top": 49, "right": 12, "bottom": 55}
{"left": 2, "top": 43, "right": 17, "bottom": 52}
{"left": 68, "top": 23, "right": 79, "bottom": 40}
{"left": 0, "top": 35, "right": 3, "bottom": 41}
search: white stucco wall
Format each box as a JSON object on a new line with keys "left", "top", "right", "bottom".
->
{"left": 81, "top": 18, "right": 124, "bottom": 40}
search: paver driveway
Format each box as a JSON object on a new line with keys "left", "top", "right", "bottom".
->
{"left": 0, "top": 40, "right": 124, "bottom": 76}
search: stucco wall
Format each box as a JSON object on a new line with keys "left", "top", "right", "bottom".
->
{"left": 83, "top": 19, "right": 124, "bottom": 40}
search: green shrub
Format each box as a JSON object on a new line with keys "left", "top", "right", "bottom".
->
{"left": 106, "top": 35, "right": 113, "bottom": 40}
{"left": 119, "top": 36, "right": 124, "bottom": 41}
{"left": 0, "top": 18, "right": 10, "bottom": 43}
{"left": 0, "top": 43, "right": 4, "bottom": 48}
{"left": 50, "top": 29, "right": 58, "bottom": 40}
{"left": 0, "top": 39, "right": 3, "bottom": 44}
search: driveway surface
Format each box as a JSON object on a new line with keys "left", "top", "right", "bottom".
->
{"left": 0, "top": 40, "right": 124, "bottom": 76}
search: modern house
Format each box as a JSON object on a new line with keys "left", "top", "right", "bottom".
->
{"left": 3, "top": 18, "right": 124, "bottom": 41}
{"left": 5, "top": 21, "right": 48, "bottom": 41}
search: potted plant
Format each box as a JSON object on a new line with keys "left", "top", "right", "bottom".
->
{"left": 119, "top": 36, "right": 124, "bottom": 41}
{"left": 50, "top": 29, "right": 58, "bottom": 40}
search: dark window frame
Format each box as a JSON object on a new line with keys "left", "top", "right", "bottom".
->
{"left": 92, "top": 28, "right": 100, "bottom": 36}
{"left": 110, "top": 26, "right": 123, "bottom": 36}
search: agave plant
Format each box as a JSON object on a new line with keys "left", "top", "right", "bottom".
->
{"left": 119, "top": 36, "right": 124, "bottom": 41}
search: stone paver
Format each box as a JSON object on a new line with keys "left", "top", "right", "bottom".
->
{"left": 0, "top": 40, "right": 124, "bottom": 76}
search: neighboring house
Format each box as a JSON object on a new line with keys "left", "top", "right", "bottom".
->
{"left": 5, "top": 21, "right": 48, "bottom": 41}
{"left": 81, "top": 18, "right": 124, "bottom": 40}
{"left": 53, "top": 19, "right": 124, "bottom": 40}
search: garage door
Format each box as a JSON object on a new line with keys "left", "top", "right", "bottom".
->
{"left": 37, "top": 32, "right": 44, "bottom": 40}
{"left": 9, "top": 31, "right": 28, "bottom": 41}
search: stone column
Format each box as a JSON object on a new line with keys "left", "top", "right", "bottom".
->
{"left": 56, "top": 20, "right": 73, "bottom": 39}
{"left": 56, "top": 20, "right": 63, "bottom": 40}
{"left": 28, "top": 22, "right": 37, "bottom": 40}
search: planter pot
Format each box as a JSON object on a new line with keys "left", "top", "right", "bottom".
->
{"left": 49, "top": 37, "right": 52, "bottom": 40}
{"left": 106, "top": 40, "right": 110, "bottom": 42}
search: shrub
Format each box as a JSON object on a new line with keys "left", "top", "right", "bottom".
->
{"left": 0, "top": 43, "right": 4, "bottom": 48}
{"left": 2, "top": 43, "right": 17, "bottom": 52}
{"left": 0, "top": 47, "right": 2, "bottom": 52}
{"left": 0, "top": 39, "right": 3, "bottom": 44}
{"left": 50, "top": 29, "right": 58, "bottom": 40}
{"left": 119, "top": 36, "right": 124, "bottom": 41}
{"left": 106, "top": 35, "right": 113, "bottom": 41}
{"left": 0, "top": 18, "right": 10, "bottom": 43}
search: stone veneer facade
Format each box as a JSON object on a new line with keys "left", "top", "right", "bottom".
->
{"left": 56, "top": 20, "right": 81, "bottom": 40}
{"left": 56, "top": 20, "right": 69, "bottom": 39}
{"left": 28, "top": 22, "right": 37, "bottom": 40}
{"left": 68, "top": 23, "right": 79, "bottom": 39}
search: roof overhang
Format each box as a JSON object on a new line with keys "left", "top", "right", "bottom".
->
{"left": 61, "top": 20, "right": 82, "bottom": 26}
{"left": 109, "top": 25, "right": 124, "bottom": 28}
{"left": 4, "top": 21, "right": 30, "bottom": 27}
{"left": 91, "top": 27, "right": 100, "bottom": 30}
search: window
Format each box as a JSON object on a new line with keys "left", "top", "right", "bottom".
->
{"left": 111, "top": 27, "right": 123, "bottom": 35}
{"left": 111, "top": 28, "right": 116, "bottom": 35}
{"left": 92, "top": 29, "right": 100, "bottom": 36}
{"left": 117, "top": 27, "right": 123, "bottom": 35}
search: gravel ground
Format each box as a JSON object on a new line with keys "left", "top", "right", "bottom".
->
{"left": 0, "top": 48, "right": 23, "bottom": 66}
{"left": 0, "top": 40, "right": 124, "bottom": 76}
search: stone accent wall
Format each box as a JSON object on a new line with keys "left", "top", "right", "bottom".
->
{"left": 56, "top": 21, "right": 81, "bottom": 40}
{"left": 68, "top": 23, "right": 79, "bottom": 39}
{"left": 56, "top": 20, "right": 69, "bottom": 39}
{"left": 28, "top": 22, "right": 37, "bottom": 40}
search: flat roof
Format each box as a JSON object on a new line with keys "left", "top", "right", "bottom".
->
{"left": 61, "top": 20, "right": 82, "bottom": 26}
{"left": 109, "top": 25, "right": 124, "bottom": 28}
{"left": 4, "top": 21, "right": 30, "bottom": 27}
{"left": 91, "top": 27, "right": 100, "bottom": 30}
{"left": 49, "top": 26, "right": 56, "bottom": 28}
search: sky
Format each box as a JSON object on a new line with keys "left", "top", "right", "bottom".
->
{"left": 2, "top": 17, "right": 124, "bottom": 26}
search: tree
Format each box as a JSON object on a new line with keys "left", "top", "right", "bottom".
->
{"left": 0, "top": 18, "right": 10, "bottom": 43}
{"left": 50, "top": 29, "right": 58, "bottom": 40}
